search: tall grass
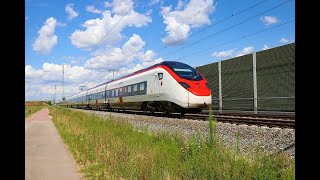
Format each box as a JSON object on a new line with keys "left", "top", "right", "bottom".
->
{"left": 50, "top": 106, "right": 295, "bottom": 179}
{"left": 25, "top": 105, "right": 48, "bottom": 118}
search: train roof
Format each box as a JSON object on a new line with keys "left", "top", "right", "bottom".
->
{"left": 67, "top": 61, "right": 185, "bottom": 98}
{"left": 87, "top": 61, "right": 184, "bottom": 90}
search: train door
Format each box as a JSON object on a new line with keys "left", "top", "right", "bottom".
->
{"left": 85, "top": 91, "right": 89, "bottom": 108}
{"left": 150, "top": 72, "right": 160, "bottom": 98}
{"left": 157, "top": 72, "right": 164, "bottom": 96}
{"left": 104, "top": 83, "right": 108, "bottom": 105}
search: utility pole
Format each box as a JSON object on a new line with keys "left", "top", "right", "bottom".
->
{"left": 62, "top": 64, "right": 65, "bottom": 101}
{"left": 54, "top": 84, "right": 56, "bottom": 104}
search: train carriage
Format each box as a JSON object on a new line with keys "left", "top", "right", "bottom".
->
{"left": 62, "top": 61, "right": 212, "bottom": 114}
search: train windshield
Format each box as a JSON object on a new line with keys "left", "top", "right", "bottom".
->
{"left": 164, "top": 61, "right": 203, "bottom": 81}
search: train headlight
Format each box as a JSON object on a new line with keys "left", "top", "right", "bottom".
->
{"left": 179, "top": 82, "right": 190, "bottom": 89}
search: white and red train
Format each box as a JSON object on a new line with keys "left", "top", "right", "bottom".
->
{"left": 60, "top": 61, "right": 212, "bottom": 115}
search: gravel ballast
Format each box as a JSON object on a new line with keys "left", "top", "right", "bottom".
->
{"left": 74, "top": 109, "right": 295, "bottom": 159}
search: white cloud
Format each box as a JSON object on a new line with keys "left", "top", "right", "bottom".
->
{"left": 62, "top": 56, "right": 86, "bottom": 65}
{"left": 146, "top": 9, "right": 153, "bottom": 16}
{"left": 140, "top": 50, "right": 156, "bottom": 61}
{"left": 260, "top": 16, "right": 278, "bottom": 26}
{"left": 161, "top": 0, "right": 214, "bottom": 45}
{"left": 84, "top": 34, "right": 149, "bottom": 71}
{"left": 86, "top": 5, "right": 102, "bottom": 14}
{"left": 26, "top": 63, "right": 91, "bottom": 83}
{"left": 235, "top": 46, "right": 254, "bottom": 57}
{"left": 212, "top": 49, "right": 236, "bottom": 58}
{"left": 279, "top": 38, "right": 289, "bottom": 43}
{"left": 212, "top": 46, "right": 254, "bottom": 59}
{"left": 57, "top": 22, "right": 67, "bottom": 27}
{"left": 112, "top": 0, "right": 134, "bottom": 15}
{"left": 104, "top": 1, "right": 112, "bottom": 8}
{"left": 149, "top": 0, "right": 160, "bottom": 6}
{"left": 65, "top": 3, "right": 78, "bottom": 20}
{"left": 25, "top": 63, "right": 102, "bottom": 101}
{"left": 32, "top": 17, "right": 58, "bottom": 54}
{"left": 70, "top": 1, "right": 151, "bottom": 50}
{"left": 262, "top": 45, "right": 270, "bottom": 50}
{"left": 176, "top": 0, "right": 185, "bottom": 10}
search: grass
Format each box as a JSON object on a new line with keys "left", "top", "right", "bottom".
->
{"left": 25, "top": 105, "right": 48, "bottom": 118}
{"left": 49, "top": 106, "right": 295, "bottom": 179}
{"left": 25, "top": 101, "right": 51, "bottom": 118}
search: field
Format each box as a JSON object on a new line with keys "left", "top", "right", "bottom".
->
{"left": 25, "top": 101, "right": 50, "bottom": 118}
{"left": 50, "top": 107, "right": 295, "bottom": 179}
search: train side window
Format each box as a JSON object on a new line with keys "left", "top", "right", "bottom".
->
{"left": 115, "top": 89, "right": 118, "bottom": 97}
{"left": 133, "top": 84, "right": 138, "bottom": 92}
{"left": 158, "top": 73, "right": 163, "bottom": 80}
{"left": 112, "top": 90, "right": 115, "bottom": 97}
{"left": 139, "top": 83, "right": 145, "bottom": 91}
{"left": 128, "top": 86, "right": 131, "bottom": 93}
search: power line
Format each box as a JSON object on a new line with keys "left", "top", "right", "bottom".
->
{"left": 102, "top": 3, "right": 135, "bottom": 42}
{"left": 159, "top": 0, "right": 292, "bottom": 58}
{"left": 128, "top": 0, "right": 219, "bottom": 61}
{"left": 167, "top": 0, "right": 269, "bottom": 47}
{"left": 174, "top": 19, "right": 294, "bottom": 61}
{"left": 141, "top": 0, "right": 270, "bottom": 60}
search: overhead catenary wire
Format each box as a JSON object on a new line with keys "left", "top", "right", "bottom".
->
{"left": 100, "top": 3, "right": 135, "bottom": 44}
{"left": 158, "top": 0, "right": 293, "bottom": 59}
{"left": 132, "top": 0, "right": 219, "bottom": 60}
{"left": 141, "top": 0, "right": 271, "bottom": 60}
{"left": 165, "top": 0, "right": 270, "bottom": 47}
{"left": 173, "top": 19, "right": 294, "bottom": 61}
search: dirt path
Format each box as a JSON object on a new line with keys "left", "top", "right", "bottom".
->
{"left": 25, "top": 108, "right": 83, "bottom": 180}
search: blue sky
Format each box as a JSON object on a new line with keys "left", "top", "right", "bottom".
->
{"left": 25, "top": 0, "right": 295, "bottom": 101}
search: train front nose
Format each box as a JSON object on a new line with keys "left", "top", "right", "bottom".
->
{"left": 186, "top": 81, "right": 211, "bottom": 109}
{"left": 188, "top": 93, "right": 212, "bottom": 109}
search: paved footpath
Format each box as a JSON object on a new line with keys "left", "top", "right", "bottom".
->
{"left": 25, "top": 108, "right": 83, "bottom": 180}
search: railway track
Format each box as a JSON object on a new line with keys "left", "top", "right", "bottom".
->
{"left": 72, "top": 108, "right": 295, "bottom": 129}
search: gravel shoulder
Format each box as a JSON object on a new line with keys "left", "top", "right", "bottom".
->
{"left": 74, "top": 109, "right": 295, "bottom": 159}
